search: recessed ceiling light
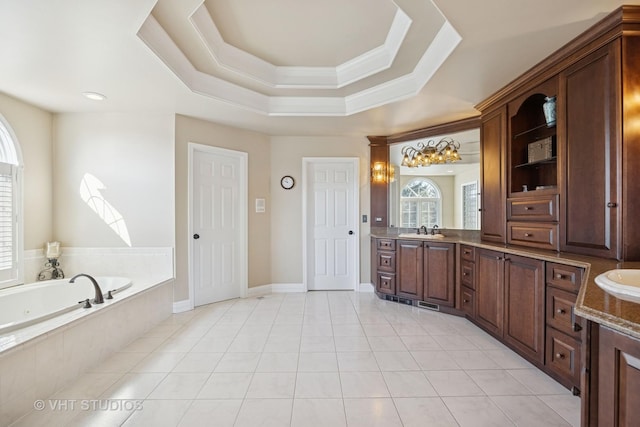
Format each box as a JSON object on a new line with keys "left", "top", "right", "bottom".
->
{"left": 82, "top": 91, "right": 107, "bottom": 101}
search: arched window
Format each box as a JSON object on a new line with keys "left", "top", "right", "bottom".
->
{"left": 400, "top": 178, "right": 442, "bottom": 229}
{"left": 0, "top": 115, "right": 22, "bottom": 289}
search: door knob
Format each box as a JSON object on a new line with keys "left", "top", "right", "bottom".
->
{"left": 348, "top": 230, "right": 354, "bottom": 235}
{"left": 193, "top": 234, "right": 200, "bottom": 239}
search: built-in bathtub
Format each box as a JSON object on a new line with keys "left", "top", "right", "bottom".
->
{"left": 0, "top": 276, "right": 131, "bottom": 335}
{"left": 0, "top": 250, "right": 174, "bottom": 427}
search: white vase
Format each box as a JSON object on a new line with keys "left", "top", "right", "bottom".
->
{"left": 543, "top": 96, "right": 556, "bottom": 126}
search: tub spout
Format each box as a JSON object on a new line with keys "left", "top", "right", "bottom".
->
{"left": 69, "top": 273, "right": 104, "bottom": 304}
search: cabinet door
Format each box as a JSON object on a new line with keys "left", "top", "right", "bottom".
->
{"left": 475, "top": 248, "right": 504, "bottom": 337}
{"left": 560, "top": 41, "right": 621, "bottom": 259}
{"left": 422, "top": 242, "right": 455, "bottom": 307}
{"left": 598, "top": 326, "right": 640, "bottom": 426}
{"left": 503, "top": 255, "right": 545, "bottom": 364}
{"left": 480, "top": 107, "right": 507, "bottom": 243}
{"left": 396, "top": 240, "right": 423, "bottom": 299}
{"left": 370, "top": 237, "right": 378, "bottom": 290}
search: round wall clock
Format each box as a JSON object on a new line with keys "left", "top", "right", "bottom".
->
{"left": 280, "top": 175, "right": 295, "bottom": 190}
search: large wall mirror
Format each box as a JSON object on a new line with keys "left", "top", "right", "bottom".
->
{"left": 388, "top": 128, "right": 480, "bottom": 230}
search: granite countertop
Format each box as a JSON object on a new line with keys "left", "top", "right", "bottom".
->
{"left": 371, "top": 229, "right": 640, "bottom": 340}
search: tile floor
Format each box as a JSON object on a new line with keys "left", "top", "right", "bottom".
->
{"left": 13, "top": 291, "right": 580, "bottom": 427}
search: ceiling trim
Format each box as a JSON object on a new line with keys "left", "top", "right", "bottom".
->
{"left": 191, "top": 4, "right": 412, "bottom": 89}
{"left": 138, "top": 15, "right": 461, "bottom": 116}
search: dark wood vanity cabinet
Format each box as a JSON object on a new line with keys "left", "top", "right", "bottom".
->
{"left": 473, "top": 248, "right": 546, "bottom": 365}
{"left": 586, "top": 325, "right": 640, "bottom": 426}
{"left": 475, "top": 248, "right": 505, "bottom": 337}
{"left": 396, "top": 240, "right": 456, "bottom": 306}
{"left": 372, "top": 238, "right": 396, "bottom": 295}
{"left": 503, "top": 254, "right": 545, "bottom": 364}
{"left": 422, "top": 242, "right": 455, "bottom": 307}
{"left": 396, "top": 240, "right": 423, "bottom": 300}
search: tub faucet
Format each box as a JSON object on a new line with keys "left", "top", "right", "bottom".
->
{"left": 69, "top": 273, "right": 104, "bottom": 304}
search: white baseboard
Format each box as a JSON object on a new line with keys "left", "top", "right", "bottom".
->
{"left": 271, "top": 283, "right": 306, "bottom": 293}
{"left": 247, "top": 284, "right": 272, "bottom": 297}
{"left": 173, "top": 299, "right": 193, "bottom": 313}
{"left": 358, "top": 283, "right": 375, "bottom": 292}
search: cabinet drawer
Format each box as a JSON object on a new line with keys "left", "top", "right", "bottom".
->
{"left": 508, "top": 195, "right": 558, "bottom": 221}
{"left": 507, "top": 222, "right": 558, "bottom": 250}
{"left": 461, "top": 245, "right": 475, "bottom": 262}
{"left": 377, "top": 239, "right": 396, "bottom": 251}
{"left": 546, "top": 263, "right": 583, "bottom": 292}
{"left": 460, "top": 286, "right": 475, "bottom": 318}
{"left": 376, "top": 251, "right": 396, "bottom": 272}
{"left": 546, "top": 327, "right": 581, "bottom": 386}
{"left": 377, "top": 272, "right": 396, "bottom": 295}
{"left": 461, "top": 260, "right": 475, "bottom": 289}
{"left": 546, "top": 287, "right": 583, "bottom": 338}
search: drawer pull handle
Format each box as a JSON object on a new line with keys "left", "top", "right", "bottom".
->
{"left": 556, "top": 353, "right": 566, "bottom": 360}
{"left": 557, "top": 308, "right": 566, "bottom": 314}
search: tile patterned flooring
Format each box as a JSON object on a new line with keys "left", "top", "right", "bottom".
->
{"left": 13, "top": 291, "right": 580, "bottom": 426}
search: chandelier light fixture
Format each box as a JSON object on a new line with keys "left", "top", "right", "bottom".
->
{"left": 400, "top": 137, "right": 462, "bottom": 168}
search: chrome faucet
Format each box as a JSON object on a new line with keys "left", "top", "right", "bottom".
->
{"left": 70, "top": 273, "right": 104, "bottom": 304}
{"left": 431, "top": 225, "right": 439, "bottom": 235}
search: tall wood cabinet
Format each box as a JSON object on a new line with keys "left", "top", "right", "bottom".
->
{"left": 480, "top": 108, "right": 507, "bottom": 243}
{"left": 476, "top": 5, "right": 640, "bottom": 261}
{"left": 560, "top": 41, "right": 620, "bottom": 259}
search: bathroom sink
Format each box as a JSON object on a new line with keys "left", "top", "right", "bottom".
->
{"left": 595, "top": 269, "right": 640, "bottom": 301}
{"left": 397, "top": 233, "right": 446, "bottom": 239}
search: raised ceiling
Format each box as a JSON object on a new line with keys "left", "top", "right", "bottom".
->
{"left": 0, "top": 0, "right": 636, "bottom": 136}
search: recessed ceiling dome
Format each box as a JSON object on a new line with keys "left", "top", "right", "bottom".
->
{"left": 138, "top": 0, "right": 461, "bottom": 116}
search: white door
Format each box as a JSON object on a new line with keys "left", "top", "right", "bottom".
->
{"left": 305, "top": 158, "right": 359, "bottom": 290}
{"left": 190, "top": 145, "right": 247, "bottom": 306}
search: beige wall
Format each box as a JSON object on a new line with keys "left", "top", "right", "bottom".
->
{"left": 270, "top": 136, "right": 371, "bottom": 285}
{"left": 175, "top": 115, "right": 271, "bottom": 302}
{"left": 0, "top": 92, "right": 53, "bottom": 250}
{"left": 53, "top": 113, "right": 175, "bottom": 247}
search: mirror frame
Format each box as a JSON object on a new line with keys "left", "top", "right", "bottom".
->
{"left": 367, "top": 116, "right": 481, "bottom": 227}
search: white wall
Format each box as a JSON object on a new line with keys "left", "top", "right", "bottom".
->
{"left": 270, "top": 136, "right": 371, "bottom": 285}
{"left": 53, "top": 113, "right": 175, "bottom": 248}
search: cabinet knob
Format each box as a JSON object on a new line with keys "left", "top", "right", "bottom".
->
{"left": 573, "top": 323, "right": 583, "bottom": 332}
{"left": 556, "top": 273, "right": 564, "bottom": 280}
{"left": 524, "top": 233, "right": 532, "bottom": 237}
{"left": 556, "top": 353, "right": 566, "bottom": 360}
{"left": 607, "top": 202, "right": 618, "bottom": 208}
{"left": 463, "top": 272, "right": 468, "bottom": 276}
{"left": 557, "top": 308, "right": 566, "bottom": 314}
{"left": 463, "top": 299, "right": 469, "bottom": 303}
{"left": 524, "top": 206, "right": 532, "bottom": 211}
